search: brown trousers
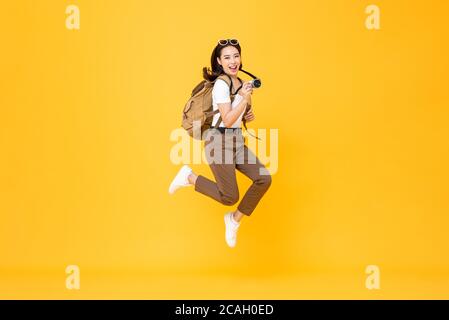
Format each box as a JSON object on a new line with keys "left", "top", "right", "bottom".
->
{"left": 194, "top": 128, "right": 272, "bottom": 216}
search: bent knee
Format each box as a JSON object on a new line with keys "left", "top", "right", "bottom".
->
{"left": 257, "top": 174, "right": 272, "bottom": 189}
{"left": 221, "top": 193, "right": 239, "bottom": 206}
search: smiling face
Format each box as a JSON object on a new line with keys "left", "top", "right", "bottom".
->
{"left": 217, "top": 46, "right": 241, "bottom": 77}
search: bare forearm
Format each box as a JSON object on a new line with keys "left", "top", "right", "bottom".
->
{"left": 222, "top": 96, "right": 248, "bottom": 127}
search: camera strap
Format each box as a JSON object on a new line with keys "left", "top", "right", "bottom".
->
{"left": 239, "top": 68, "right": 259, "bottom": 80}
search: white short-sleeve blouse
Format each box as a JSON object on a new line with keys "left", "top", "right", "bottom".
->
{"left": 211, "top": 79, "right": 245, "bottom": 128}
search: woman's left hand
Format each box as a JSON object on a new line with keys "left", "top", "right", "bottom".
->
{"left": 244, "top": 108, "right": 255, "bottom": 122}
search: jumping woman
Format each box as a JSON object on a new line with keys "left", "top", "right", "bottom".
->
{"left": 169, "top": 38, "right": 272, "bottom": 248}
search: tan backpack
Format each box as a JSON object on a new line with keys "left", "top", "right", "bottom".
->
{"left": 181, "top": 73, "right": 250, "bottom": 140}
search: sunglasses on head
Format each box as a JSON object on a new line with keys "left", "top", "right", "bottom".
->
{"left": 218, "top": 38, "right": 239, "bottom": 46}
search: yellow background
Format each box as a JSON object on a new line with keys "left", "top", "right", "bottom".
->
{"left": 1, "top": 0, "right": 448, "bottom": 299}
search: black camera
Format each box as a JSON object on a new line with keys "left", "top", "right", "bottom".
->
{"left": 240, "top": 69, "right": 261, "bottom": 88}
{"left": 249, "top": 79, "right": 262, "bottom": 88}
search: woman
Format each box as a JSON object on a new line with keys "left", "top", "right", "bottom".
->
{"left": 169, "top": 38, "right": 272, "bottom": 248}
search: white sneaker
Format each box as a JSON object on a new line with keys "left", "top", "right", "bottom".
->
{"left": 224, "top": 212, "right": 240, "bottom": 248}
{"left": 168, "top": 165, "right": 193, "bottom": 194}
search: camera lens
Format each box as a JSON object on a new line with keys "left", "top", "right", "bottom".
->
{"left": 251, "top": 79, "right": 262, "bottom": 88}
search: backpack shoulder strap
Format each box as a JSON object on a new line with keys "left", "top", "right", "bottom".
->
{"left": 217, "top": 74, "right": 245, "bottom": 95}
{"left": 216, "top": 74, "right": 233, "bottom": 93}
{"left": 212, "top": 75, "right": 231, "bottom": 129}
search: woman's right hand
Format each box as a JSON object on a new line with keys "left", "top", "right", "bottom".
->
{"left": 239, "top": 81, "right": 253, "bottom": 100}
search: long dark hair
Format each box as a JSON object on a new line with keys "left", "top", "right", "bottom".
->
{"left": 202, "top": 42, "right": 243, "bottom": 82}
